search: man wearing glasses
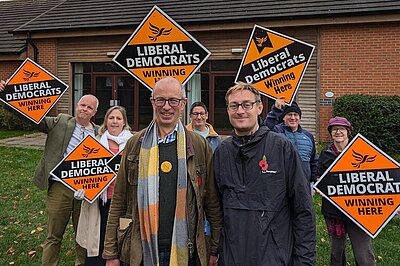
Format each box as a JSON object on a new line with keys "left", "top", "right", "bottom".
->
{"left": 103, "top": 77, "right": 222, "bottom": 266}
{"left": 213, "top": 82, "right": 316, "bottom": 265}
{"left": 186, "top": 101, "right": 221, "bottom": 152}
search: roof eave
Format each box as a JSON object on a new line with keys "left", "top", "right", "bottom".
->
{"left": 10, "top": 12, "right": 400, "bottom": 39}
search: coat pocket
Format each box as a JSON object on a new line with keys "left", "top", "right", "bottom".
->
{"left": 127, "top": 155, "right": 139, "bottom": 186}
{"left": 117, "top": 218, "right": 133, "bottom": 263}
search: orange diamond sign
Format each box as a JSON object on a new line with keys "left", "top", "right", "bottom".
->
{"left": 50, "top": 135, "right": 116, "bottom": 203}
{"left": 314, "top": 134, "right": 400, "bottom": 238}
{"left": 0, "top": 58, "right": 68, "bottom": 124}
{"left": 235, "top": 25, "right": 314, "bottom": 105}
{"left": 107, "top": 150, "right": 123, "bottom": 175}
{"left": 113, "top": 5, "right": 210, "bottom": 91}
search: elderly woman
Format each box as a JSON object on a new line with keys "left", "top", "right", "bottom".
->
{"left": 75, "top": 106, "right": 132, "bottom": 265}
{"left": 319, "top": 116, "right": 375, "bottom": 266}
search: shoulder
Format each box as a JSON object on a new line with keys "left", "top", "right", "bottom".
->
{"left": 187, "top": 130, "right": 208, "bottom": 147}
{"left": 45, "top": 113, "right": 72, "bottom": 122}
{"left": 272, "top": 123, "right": 286, "bottom": 133}
{"left": 319, "top": 145, "right": 335, "bottom": 160}
{"left": 42, "top": 113, "right": 74, "bottom": 129}
{"left": 265, "top": 129, "right": 298, "bottom": 153}
{"left": 125, "top": 128, "right": 146, "bottom": 150}
{"left": 58, "top": 113, "right": 74, "bottom": 120}
{"left": 300, "top": 127, "right": 316, "bottom": 141}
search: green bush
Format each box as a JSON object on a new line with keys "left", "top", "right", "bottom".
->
{"left": 334, "top": 94, "right": 400, "bottom": 154}
{"left": 0, "top": 102, "right": 35, "bottom": 130}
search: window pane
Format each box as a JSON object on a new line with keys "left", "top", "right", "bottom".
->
{"left": 95, "top": 76, "right": 112, "bottom": 124}
{"left": 139, "top": 84, "right": 152, "bottom": 130}
{"left": 117, "top": 76, "right": 134, "bottom": 127}
{"left": 211, "top": 60, "right": 241, "bottom": 71}
{"left": 201, "top": 74, "right": 209, "bottom": 111}
{"left": 74, "top": 63, "right": 83, "bottom": 74}
{"left": 83, "top": 63, "right": 91, "bottom": 73}
{"left": 200, "top": 61, "right": 210, "bottom": 72}
{"left": 72, "top": 65, "right": 91, "bottom": 116}
{"left": 214, "top": 76, "right": 235, "bottom": 132}
{"left": 93, "top": 62, "right": 120, "bottom": 72}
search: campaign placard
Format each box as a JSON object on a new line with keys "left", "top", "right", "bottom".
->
{"left": 235, "top": 25, "right": 314, "bottom": 105}
{"left": 113, "top": 5, "right": 210, "bottom": 91}
{"left": 314, "top": 133, "right": 400, "bottom": 238}
{"left": 0, "top": 58, "right": 68, "bottom": 124}
{"left": 107, "top": 150, "right": 123, "bottom": 175}
{"left": 50, "top": 135, "right": 116, "bottom": 203}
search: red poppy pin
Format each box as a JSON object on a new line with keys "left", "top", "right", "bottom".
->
{"left": 197, "top": 175, "right": 202, "bottom": 186}
{"left": 259, "top": 155, "right": 268, "bottom": 172}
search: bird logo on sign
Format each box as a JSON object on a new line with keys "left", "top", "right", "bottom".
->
{"left": 23, "top": 69, "right": 40, "bottom": 81}
{"left": 82, "top": 145, "right": 100, "bottom": 158}
{"left": 252, "top": 27, "right": 273, "bottom": 53}
{"left": 351, "top": 150, "right": 377, "bottom": 168}
{"left": 148, "top": 23, "right": 172, "bottom": 41}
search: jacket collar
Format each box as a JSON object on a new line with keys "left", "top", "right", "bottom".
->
{"left": 232, "top": 125, "right": 269, "bottom": 160}
{"left": 186, "top": 122, "right": 219, "bottom": 137}
{"left": 185, "top": 127, "right": 195, "bottom": 158}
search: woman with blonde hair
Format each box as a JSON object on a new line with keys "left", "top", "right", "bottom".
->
{"left": 75, "top": 106, "right": 132, "bottom": 265}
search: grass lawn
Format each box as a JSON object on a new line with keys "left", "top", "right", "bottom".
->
{"left": 0, "top": 144, "right": 399, "bottom": 265}
{"left": 0, "top": 146, "right": 75, "bottom": 265}
{"left": 0, "top": 130, "right": 37, "bottom": 140}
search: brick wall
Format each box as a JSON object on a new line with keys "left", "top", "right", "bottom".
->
{"left": 27, "top": 39, "right": 57, "bottom": 74}
{"left": 1, "top": 61, "right": 22, "bottom": 79}
{"left": 319, "top": 22, "right": 400, "bottom": 141}
{"left": 27, "top": 38, "right": 59, "bottom": 115}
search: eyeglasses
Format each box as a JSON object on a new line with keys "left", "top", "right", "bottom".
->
{"left": 151, "top": 97, "right": 183, "bottom": 107}
{"left": 191, "top": 112, "right": 206, "bottom": 116}
{"left": 227, "top": 100, "right": 260, "bottom": 112}
{"left": 331, "top": 127, "right": 347, "bottom": 133}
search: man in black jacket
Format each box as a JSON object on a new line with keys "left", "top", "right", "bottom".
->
{"left": 214, "top": 82, "right": 316, "bottom": 265}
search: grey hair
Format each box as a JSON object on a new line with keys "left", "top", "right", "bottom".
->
{"left": 152, "top": 77, "right": 186, "bottom": 98}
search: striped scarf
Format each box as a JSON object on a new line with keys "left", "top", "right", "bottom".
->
{"left": 138, "top": 120, "right": 188, "bottom": 265}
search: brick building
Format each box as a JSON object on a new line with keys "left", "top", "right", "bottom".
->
{"left": 1, "top": 0, "right": 399, "bottom": 140}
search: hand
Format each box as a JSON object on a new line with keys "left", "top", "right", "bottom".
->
{"left": 74, "top": 189, "right": 85, "bottom": 200}
{"left": 275, "top": 96, "right": 285, "bottom": 109}
{"left": 106, "top": 259, "right": 120, "bottom": 266}
{"left": 209, "top": 255, "right": 218, "bottom": 266}
{"left": 0, "top": 80, "right": 5, "bottom": 92}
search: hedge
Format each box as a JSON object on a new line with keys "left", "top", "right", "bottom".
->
{"left": 0, "top": 102, "right": 35, "bottom": 130}
{"left": 334, "top": 94, "right": 400, "bottom": 154}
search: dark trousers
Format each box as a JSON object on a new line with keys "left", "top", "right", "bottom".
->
{"left": 158, "top": 249, "right": 198, "bottom": 266}
{"left": 326, "top": 218, "right": 375, "bottom": 266}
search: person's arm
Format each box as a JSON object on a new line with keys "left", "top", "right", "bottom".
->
{"left": 105, "top": 259, "right": 120, "bottom": 266}
{"left": 285, "top": 142, "right": 316, "bottom": 265}
{"left": 265, "top": 98, "right": 285, "bottom": 129}
{"left": 203, "top": 139, "right": 223, "bottom": 258}
{"left": 0, "top": 80, "right": 6, "bottom": 90}
{"left": 305, "top": 131, "right": 318, "bottom": 183}
{"left": 103, "top": 139, "right": 132, "bottom": 260}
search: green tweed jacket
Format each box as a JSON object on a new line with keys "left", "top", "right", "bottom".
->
{"left": 33, "top": 113, "right": 98, "bottom": 190}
